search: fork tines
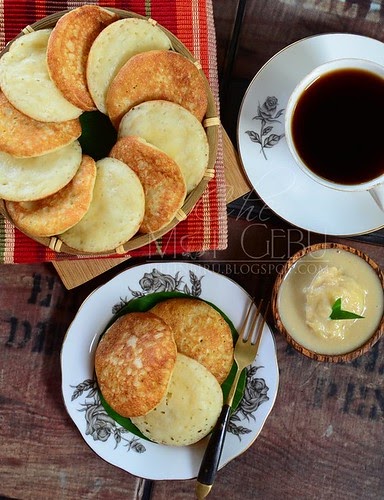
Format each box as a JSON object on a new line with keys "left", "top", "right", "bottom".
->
{"left": 240, "top": 298, "right": 269, "bottom": 345}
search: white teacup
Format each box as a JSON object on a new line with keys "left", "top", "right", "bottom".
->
{"left": 285, "top": 58, "right": 384, "bottom": 210}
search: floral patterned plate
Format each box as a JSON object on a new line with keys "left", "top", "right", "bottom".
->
{"left": 238, "top": 33, "right": 384, "bottom": 236}
{"left": 61, "top": 262, "right": 279, "bottom": 480}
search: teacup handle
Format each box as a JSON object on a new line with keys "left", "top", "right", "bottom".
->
{"left": 369, "top": 184, "right": 384, "bottom": 211}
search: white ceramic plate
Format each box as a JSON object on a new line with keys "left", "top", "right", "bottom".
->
{"left": 61, "top": 262, "right": 279, "bottom": 480}
{"left": 238, "top": 33, "right": 384, "bottom": 236}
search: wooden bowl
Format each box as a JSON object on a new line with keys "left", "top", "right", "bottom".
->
{"left": 271, "top": 242, "right": 384, "bottom": 362}
{"left": 0, "top": 8, "right": 219, "bottom": 256}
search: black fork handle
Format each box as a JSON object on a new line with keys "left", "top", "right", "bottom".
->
{"left": 196, "top": 403, "right": 232, "bottom": 490}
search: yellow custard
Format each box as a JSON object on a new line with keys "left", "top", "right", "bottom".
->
{"left": 277, "top": 248, "right": 384, "bottom": 355}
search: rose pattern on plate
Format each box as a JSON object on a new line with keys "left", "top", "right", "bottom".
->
{"left": 71, "top": 379, "right": 146, "bottom": 453}
{"left": 112, "top": 268, "right": 203, "bottom": 313}
{"left": 245, "top": 96, "right": 285, "bottom": 159}
{"left": 71, "top": 268, "right": 270, "bottom": 450}
{"left": 229, "top": 366, "right": 269, "bottom": 438}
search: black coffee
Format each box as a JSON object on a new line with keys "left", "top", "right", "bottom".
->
{"left": 291, "top": 68, "right": 384, "bottom": 185}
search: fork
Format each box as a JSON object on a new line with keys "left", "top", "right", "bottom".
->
{"left": 195, "top": 299, "right": 269, "bottom": 499}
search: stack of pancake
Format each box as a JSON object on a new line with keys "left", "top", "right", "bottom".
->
{"left": 95, "top": 298, "right": 235, "bottom": 446}
{"left": 0, "top": 5, "right": 211, "bottom": 254}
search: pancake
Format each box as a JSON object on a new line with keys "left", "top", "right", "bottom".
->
{"left": 95, "top": 312, "right": 177, "bottom": 418}
{"left": 119, "top": 100, "right": 209, "bottom": 193}
{"left": 0, "top": 91, "right": 81, "bottom": 157}
{"left": 109, "top": 136, "right": 186, "bottom": 233}
{"left": 0, "top": 29, "right": 82, "bottom": 122}
{"left": 131, "top": 353, "right": 223, "bottom": 446}
{"left": 47, "top": 5, "right": 119, "bottom": 111}
{"left": 106, "top": 50, "right": 208, "bottom": 127}
{"left": 5, "top": 155, "right": 96, "bottom": 237}
{"left": 0, "top": 140, "right": 82, "bottom": 201}
{"left": 60, "top": 157, "right": 145, "bottom": 253}
{"left": 86, "top": 17, "right": 171, "bottom": 114}
{"left": 151, "top": 298, "right": 234, "bottom": 384}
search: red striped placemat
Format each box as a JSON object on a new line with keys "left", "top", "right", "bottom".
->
{"left": 0, "top": 0, "right": 227, "bottom": 264}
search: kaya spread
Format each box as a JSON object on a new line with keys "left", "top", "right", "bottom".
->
{"left": 277, "top": 248, "right": 384, "bottom": 355}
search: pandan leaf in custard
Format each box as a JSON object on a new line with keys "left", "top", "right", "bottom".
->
{"left": 329, "top": 298, "right": 365, "bottom": 320}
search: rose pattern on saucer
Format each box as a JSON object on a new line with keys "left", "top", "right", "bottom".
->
{"left": 245, "top": 96, "right": 285, "bottom": 159}
{"left": 71, "top": 267, "right": 270, "bottom": 450}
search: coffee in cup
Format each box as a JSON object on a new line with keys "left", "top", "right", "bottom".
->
{"left": 285, "top": 58, "right": 384, "bottom": 209}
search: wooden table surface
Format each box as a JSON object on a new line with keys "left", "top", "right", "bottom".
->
{"left": 2, "top": 1, "right": 384, "bottom": 499}
{"left": 1, "top": 218, "right": 384, "bottom": 500}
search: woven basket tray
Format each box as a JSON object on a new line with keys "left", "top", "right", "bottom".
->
{"left": 0, "top": 8, "right": 219, "bottom": 256}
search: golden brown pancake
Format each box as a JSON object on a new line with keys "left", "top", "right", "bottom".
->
{"left": 109, "top": 136, "right": 186, "bottom": 233}
{"left": 86, "top": 17, "right": 171, "bottom": 113}
{"left": 5, "top": 155, "right": 96, "bottom": 237}
{"left": 47, "top": 5, "right": 119, "bottom": 110}
{"left": 131, "top": 353, "right": 223, "bottom": 446}
{"left": 151, "top": 298, "right": 234, "bottom": 384}
{"left": 0, "top": 91, "right": 81, "bottom": 157}
{"left": 106, "top": 49, "right": 208, "bottom": 127}
{"left": 95, "top": 312, "right": 177, "bottom": 418}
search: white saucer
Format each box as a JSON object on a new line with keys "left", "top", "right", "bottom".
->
{"left": 61, "top": 262, "right": 279, "bottom": 480}
{"left": 237, "top": 33, "right": 384, "bottom": 236}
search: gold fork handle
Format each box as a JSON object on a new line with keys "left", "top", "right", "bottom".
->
{"left": 195, "top": 403, "right": 232, "bottom": 499}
